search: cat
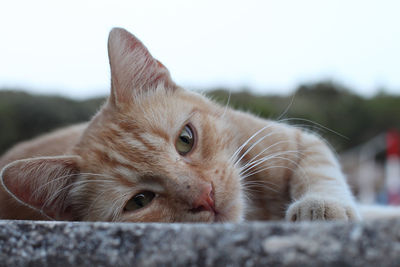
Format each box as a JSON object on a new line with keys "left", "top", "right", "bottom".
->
{"left": 0, "top": 27, "right": 364, "bottom": 222}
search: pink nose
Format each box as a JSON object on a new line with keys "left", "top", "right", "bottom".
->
{"left": 190, "top": 183, "right": 216, "bottom": 213}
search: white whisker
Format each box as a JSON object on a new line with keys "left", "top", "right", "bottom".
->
{"left": 86, "top": 189, "right": 110, "bottom": 217}
{"left": 234, "top": 130, "right": 282, "bottom": 168}
{"left": 278, "top": 117, "right": 348, "bottom": 140}
{"left": 242, "top": 181, "right": 280, "bottom": 193}
{"left": 32, "top": 172, "right": 110, "bottom": 197}
{"left": 220, "top": 90, "right": 231, "bottom": 119}
{"left": 241, "top": 165, "right": 295, "bottom": 180}
{"left": 240, "top": 151, "right": 301, "bottom": 176}
{"left": 240, "top": 141, "right": 298, "bottom": 171}
{"left": 276, "top": 92, "right": 296, "bottom": 121}
{"left": 229, "top": 124, "right": 276, "bottom": 164}
{"left": 40, "top": 179, "right": 115, "bottom": 214}
{"left": 110, "top": 192, "right": 132, "bottom": 221}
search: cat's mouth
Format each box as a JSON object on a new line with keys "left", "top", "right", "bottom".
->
{"left": 189, "top": 204, "right": 237, "bottom": 223}
{"left": 213, "top": 197, "right": 243, "bottom": 223}
{"left": 188, "top": 204, "right": 220, "bottom": 222}
{"left": 189, "top": 206, "right": 218, "bottom": 214}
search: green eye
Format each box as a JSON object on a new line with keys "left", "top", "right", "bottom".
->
{"left": 176, "top": 124, "right": 195, "bottom": 155}
{"left": 124, "top": 191, "right": 155, "bottom": 212}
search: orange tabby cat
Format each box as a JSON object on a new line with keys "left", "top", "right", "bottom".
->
{"left": 0, "top": 28, "right": 362, "bottom": 222}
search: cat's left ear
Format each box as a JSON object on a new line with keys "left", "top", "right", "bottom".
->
{"left": 107, "top": 27, "right": 177, "bottom": 107}
{"left": 0, "top": 156, "right": 81, "bottom": 220}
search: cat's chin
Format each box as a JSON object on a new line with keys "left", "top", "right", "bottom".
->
{"left": 213, "top": 213, "right": 228, "bottom": 223}
{"left": 212, "top": 205, "right": 243, "bottom": 223}
{"left": 193, "top": 212, "right": 229, "bottom": 223}
{"left": 212, "top": 195, "right": 244, "bottom": 223}
{"left": 214, "top": 211, "right": 242, "bottom": 223}
{"left": 184, "top": 208, "right": 240, "bottom": 223}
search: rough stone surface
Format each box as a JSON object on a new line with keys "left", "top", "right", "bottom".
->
{"left": 0, "top": 219, "right": 399, "bottom": 266}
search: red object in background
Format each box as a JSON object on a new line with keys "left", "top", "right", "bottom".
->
{"left": 386, "top": 129, "right": 400, "bottom": 157}
{"left": 388, "top": 193, "right": 400, "bottom": 205}
{"left": 386, "top": 129, "right": 400, "bottom": 206}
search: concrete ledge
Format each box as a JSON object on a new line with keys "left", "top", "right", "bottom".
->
{"left": 0, "top": 220, "right": 399, "bottom": 267}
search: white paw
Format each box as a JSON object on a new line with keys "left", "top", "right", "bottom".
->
{"left": 285, "top": 196, "right": 361, "bottom": 222}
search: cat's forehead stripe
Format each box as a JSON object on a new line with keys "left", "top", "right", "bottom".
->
{"left": 188, "top": 106, "right": 220, "bottom": 120}
{"left": 148, "top": 126, "right": 170, "bottom": 143}
{"left": 188, "top": 108, "right": 199, "bottom": 118}
{"left": 185, "top": 108, "right": 202, "bottom": 124}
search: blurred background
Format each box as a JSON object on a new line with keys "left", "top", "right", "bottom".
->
{"left": 1, "top": 0, "right": 399, "bottom": 205}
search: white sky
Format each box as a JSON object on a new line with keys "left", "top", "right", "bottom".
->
{"left": 0, "top": 0, "right": 399, "bottom": 98}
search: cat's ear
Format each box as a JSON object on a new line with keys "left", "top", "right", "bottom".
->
{"left": 0, "top": 156, "right": 81, "bottom": 220}
{"left": 107, "top": 27, "right": 176, "bottom": 106}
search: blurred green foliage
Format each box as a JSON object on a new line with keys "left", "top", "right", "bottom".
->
{"left": 0, "top": 81, "right": 399, "bottom": 155}
{"left": 0, "top": 90, "right": 105, "bottom": 154}
{"left": 207, "top": 81, "right": 400, "bottom": 151}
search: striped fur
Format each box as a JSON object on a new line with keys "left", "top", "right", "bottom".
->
{"left": 0, "top": 28, "right": 361, "bottom": 222}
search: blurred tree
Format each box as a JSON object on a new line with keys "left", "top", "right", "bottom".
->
{"left": 207, "top": 81, "right": 400, "bottom": 152}
{"left": 0, "top": 82, "right": 399, "bottom": 155}
{"left": 0, "top": 90, "right": 105, "bottom": 154}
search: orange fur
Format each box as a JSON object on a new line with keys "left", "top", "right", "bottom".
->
{"left": 0, "top": 28, "right": 362, "bottom": 222}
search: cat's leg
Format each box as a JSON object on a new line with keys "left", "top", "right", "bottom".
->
{"left": 358, "top": 204, "right": 400, "bottom": 220}
{"left": 285, "top": 130, "right": 361, "bottom": 221}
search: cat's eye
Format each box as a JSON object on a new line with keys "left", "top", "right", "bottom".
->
{"left": 124, "top": 191, "right": 155, "bottom": 212}
{"left": 176, "top": 124, "right": 195, "bottom": 155}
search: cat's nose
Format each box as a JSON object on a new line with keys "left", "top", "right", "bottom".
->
{"left": 190, "top": 183, "right": 216, "bottom": 214}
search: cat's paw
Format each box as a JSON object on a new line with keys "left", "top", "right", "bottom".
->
{"left": 285, "top": 196, "right": 360, "bottom": 222}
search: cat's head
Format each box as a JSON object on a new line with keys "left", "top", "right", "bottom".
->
{"left": 1, "top": 28, "right": 245, "bottom": 222}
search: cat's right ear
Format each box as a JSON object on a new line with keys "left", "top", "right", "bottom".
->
{"left": 0, "top": 156, "right": 81, "bottom": 220}
{"left": 107, "top": 27, "right": 176, "bottom": 107}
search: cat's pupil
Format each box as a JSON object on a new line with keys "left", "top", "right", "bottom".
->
{"left": 134, "top": 194, "right": 146, "bottom": 207}
{"left": 180, "top": 136, "right": 190, "bottom": 144}
{"left": 175, "top": 124, "right": 195, "bottom": 155}
{"left": 124, "top": 191, "right": 155, "bottom": 212}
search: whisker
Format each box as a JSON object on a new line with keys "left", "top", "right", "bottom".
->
{"left": 240, "top": 144, "right": 323, "bottom": 180}
{"left": 276, "top": 92, "right": 296, "bottom": 121}
{"left": 31, "top": 173, "right": 78, "bottom": 198}
{"left": 241, "top": 165, "right": 296, "bottom": 180}
{"left": 220, "top": 90, "right": 232, "bottom": 119}
{"left": 242, "top": 188, "right": 279, "bottom": 195}
{"left": 234, "top": 130, "right": 282, "bottom": 168}
{"left": 110, "top": 192, "right": 132, "bottom": 221}
{"left": 229, "top": 124, "right": 276, "bottom": 164}
{"left": 86, "top": 189, "right": 110, "bottom": 218}
{"left": 277, "top": 117, "right": 348, "bottom": 140}
{"left": 32, "top": 172, "right": 110, "bottom": 197}
{"left": 242, "top": 181, "right": 280, "bottom": 193}
{"left": 242, "top": 159, "right": 311, "bottom": 190}
{"left": 242, "top": 187, "right": 277, "bottom": 194}
{"left": 240, "top": 141, "right": 298, "bottom": 171}
{"left": 240, "top": 151, "right": 301, "bottom": 176}
{"left": 240, "top": 190, "right": 252, "bottom": 203}
{"left": 242, "top": 180, "right": 280, "bottom": 187}
{"left": 40, "top": 179, "right": 115, "bottom": 214}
